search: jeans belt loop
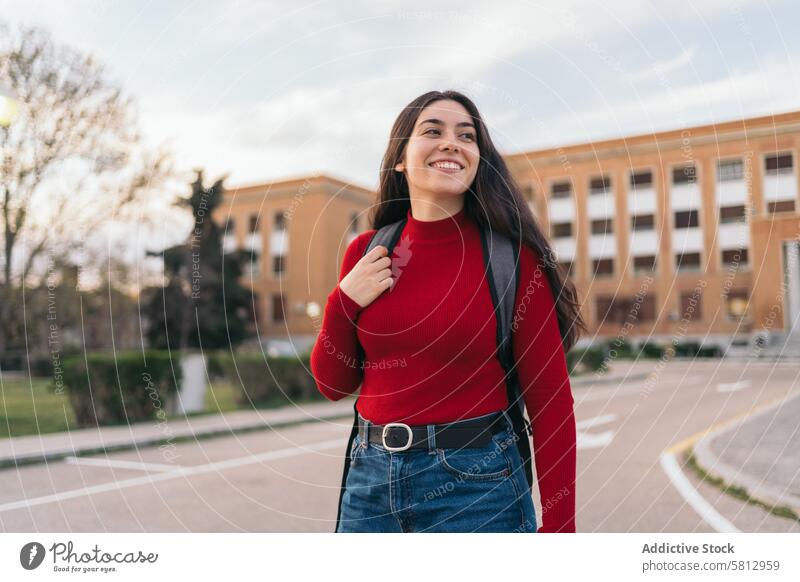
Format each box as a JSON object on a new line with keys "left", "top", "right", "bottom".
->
{"left": 426, "top": 423, "right": 437, "bottom": 454}
{"left": 361, "top": 416, "right": 370, "bottom": 449}
{"left": 500, "top": 409, "right": 515, "bottom": 434}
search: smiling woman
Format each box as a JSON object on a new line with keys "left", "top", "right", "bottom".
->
{"left": 311, "top": 89, "right": 586, "bottom": 533}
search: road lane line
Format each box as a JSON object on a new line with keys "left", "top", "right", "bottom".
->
{"left": 63, "top": 456, "right": 186, "bottom": 473}
{"left": 0, "top": 438, "right": 345, "bottom": 514}
{"left": 659, "top": 450, "right": 740, "bottom": 532}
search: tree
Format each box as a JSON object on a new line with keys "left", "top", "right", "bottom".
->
{"left": 142, "top": 170, "right": 253, "bottom": 350}
{"left": 0, "top": 22, "right": 173, "bottom": 358}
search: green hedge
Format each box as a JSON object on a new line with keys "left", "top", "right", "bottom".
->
{"left": 211, "top": 352, "right": 325, "bottom": 406}
{"left": 61, "top": 351, "right": 180, "bottom": 427}
{"left": 566, "top": 346, "right": 608, "bottom": 375}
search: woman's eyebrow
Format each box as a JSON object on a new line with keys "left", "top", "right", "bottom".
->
{"left": 418, "top": 118, "right": 476, "bottom": 129}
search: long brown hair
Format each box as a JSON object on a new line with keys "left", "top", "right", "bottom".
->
{"left": 371, "top": 89, "right": 586, "bottom": 352}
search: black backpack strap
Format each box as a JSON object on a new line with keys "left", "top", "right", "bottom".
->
{"left": 334, "top": 219, "right": 406, "bottom": 532}
{"left": 479, "top": 226, "right": 535, "bottom": 493}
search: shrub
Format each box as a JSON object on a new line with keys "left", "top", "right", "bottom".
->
{"left": 213, "top": 352, "right": 324, "bottom": 406}
{"left": 604, "top": 339, "right": 635, "bottom": 359}
{"left": 566, "top": 346, "right": 608, "bottom": 375}
{"left": 638, "top": 342, "right": 665, "bottom": 359}
{"left": 61, "top": 351, "right": 179, "bottom": 427}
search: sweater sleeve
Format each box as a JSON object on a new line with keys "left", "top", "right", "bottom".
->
{"left": 310, "top": 232, "right": 373, "bottom": 401}
{"left": 512, "top": 245, "right": 577, "bottom": 533}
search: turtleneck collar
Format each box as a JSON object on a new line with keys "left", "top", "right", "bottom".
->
{"left": 404, "top": 204, "right": 471, "bottom": 243}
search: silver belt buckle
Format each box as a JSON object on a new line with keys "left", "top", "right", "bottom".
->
{"left": 382, "top": 423, "right": 414, "bottom": 452}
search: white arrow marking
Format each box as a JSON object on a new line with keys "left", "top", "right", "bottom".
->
{"left": 716, "top": 380, "right": 750, "bottom": 393}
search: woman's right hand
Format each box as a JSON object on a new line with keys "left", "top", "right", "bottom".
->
{"left": 338, "top": 245, "right": 394, "bottom": 308}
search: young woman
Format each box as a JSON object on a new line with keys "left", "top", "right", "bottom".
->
{"left": 311, "top": 90, "right": 585, "bottom": 533}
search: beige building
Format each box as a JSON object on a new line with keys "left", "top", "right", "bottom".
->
{"left": 507, "top": 109, "right": 800, "bottom": 353}
{"left": 212, "top": 174, "right": 372, "bottom": 355}
{"left": 216, "top": 111, "right": 800, "bottom": 355}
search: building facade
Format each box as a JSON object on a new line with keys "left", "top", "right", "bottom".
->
{"left": 506, "top": 110, "right": 800, "bottom": 352}
{"left": 212, "top": 174, "right": 372, "bottom": 355}
{"left": 216, "top": 111, "right": 800, "bottom": 355}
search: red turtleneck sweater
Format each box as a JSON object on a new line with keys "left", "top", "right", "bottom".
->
{"left": 311, "top": 205, "right": 576, "bottom": 533}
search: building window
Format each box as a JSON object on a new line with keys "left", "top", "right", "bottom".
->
{"left": 551, "top": 181, "right": 572, "bottom": 199}
{"left": 721, "top": 248, "right": 749, "bottom": 267}
{"left": 717, "top": 159, "right": 744, "bottom": 182}
{"left": 719, "top": 205, "right": 747, "bottom": 224}
{"left": 589, "top": 176, "right": 611, "bottom": 195}
{"left": 523, "top": 185, "right": 534, "bottom": 200}
{"left": 248, "top": 251, "right": 261, "bottom": 277}
{"left": 674, "top": 209, "right": 699, "bottom": 229}
{"left": 272, "top": 255, "right": 286, "bottom": 275}
{"left": 248, "top": 214, "right": 259, "bottom": 233}
{"left": 596, "top": 294, "right": 655, "bottom": 324}
{"left": 680, "top": 291, "right": 702, "bottom": 321}
{"left": 630, "top": 170, "right": 653, "bottom": 188}
{"left": 592, "top": 258, "right": 614, "bottom": 277}
{"left": 631, "top": 214, "right": 655, "bottom": 231}
{"left": 767, "top": 200, "right": 796, "bottom": 214}
{"left": 675, "top": 251, "right": 701, "bottom": 271}
{"left": 551, "top": 222, "right": 572, "bottom": 238}
{"left": 726, "top": 289, "right": 750, "bottom": 321}
{"left": 672, "top": 164, "right": 697, "bottom": 185}
{"left": 633, "top": 255, "right": 656, "bottom": 273}
{"left": 271, "top": 294, "right": 286, "bottom": 323}
{"left": 591, "top": 218, "right": 613, "bottom": 235}
{"left": 224, "top": 217, "right": 235, "bottom": 233}
{"left": 764, "top": 153, "right": 793, "bottom": 175}
{"left": 274, "top": 211, "right": 287, "bottom": 231}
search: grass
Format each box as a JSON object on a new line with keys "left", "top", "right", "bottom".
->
{"left": 684, "top": 449, "right": 800, "bottom": 523}
{"left": 1, "top": 377, "right": 329, "bottom": 438}
{"left": 0, "top": 377, "right": 77, "bottom": 438}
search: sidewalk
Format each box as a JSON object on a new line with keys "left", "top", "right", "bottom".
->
{"left": 691, "top": 392, "right": 800, "bottom": 517}
{"left": 0, "top": 400, "right": 357, "bottom": 469}
{"left": 0, "top": 363, "right": 651, "bottom": 470}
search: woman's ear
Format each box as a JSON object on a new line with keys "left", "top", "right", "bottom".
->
{"left": 394, "top": 161, "right": 405, "bottom": 173}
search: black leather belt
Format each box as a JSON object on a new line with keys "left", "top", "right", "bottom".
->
{"left": 357, "top": 411, "right": 509, "bottom": 452}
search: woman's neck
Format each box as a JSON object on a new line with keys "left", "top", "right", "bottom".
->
{"left": 408, "top": 195, "right": 465, "bottom": 222}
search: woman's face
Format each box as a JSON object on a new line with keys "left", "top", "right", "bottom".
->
{"left": 396, "top": 99, "right": 480, "bottom": 199}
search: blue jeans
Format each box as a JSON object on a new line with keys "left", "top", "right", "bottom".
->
{"left": 336, "top": 410, "right": 538, "bottom": 533}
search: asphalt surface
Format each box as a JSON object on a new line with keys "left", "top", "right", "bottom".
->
{"left": 1, "top": 359, "right": 798, "bottom": 532}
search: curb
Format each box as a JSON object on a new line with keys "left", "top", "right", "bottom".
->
{"left": 571, "top": 370, "right": 651, "bottom": 387}
{"left": 0, "top": 404, "right": 357, "bottom": 470}
{"left": 688, "top": 394, "right": 800, "bottom": 518}
{"left": 0, "top": 369, "right": 645, "bottom": 470}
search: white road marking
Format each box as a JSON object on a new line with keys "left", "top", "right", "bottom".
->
{"left": 716, "top": 380, "right": 750, "bottom": 393}
{"left": 64, "top": 456, "right": 186, "bottom": 473}
{"left": 0, "top": 438, "right": 345, "bottom": 514}
{"left": 577, "top": 430, "right": 615, "bottom": 449}
{"left": 576, "top": 414, "right": 617, "bottom": 430}
{"left": 576, "top": 414, "right": 617, "bottom": 449}
{"left": 659, "top": 450, "right": 741, "bottom": 533}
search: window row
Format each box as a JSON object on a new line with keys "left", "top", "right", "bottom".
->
{"left": 548, "top": 152, "right": 795, "bottom": 198}
{"left": 550, "top": 204, "right": 757, "bottom": 239}
{"left": 557, "top": 248, "right": 749, "bottom": 278}
{"left": 243, "top": 253, "right": 287, "bottom": 277}
{"left": 224, "top": 210, "right": 289, "bottom": 235}
{"left": 593, "top": 288, "right": 749, "bottom": 324}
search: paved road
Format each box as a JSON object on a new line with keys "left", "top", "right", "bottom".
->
{"left": 1, "top": 360, "right": 798, "bottom": 532}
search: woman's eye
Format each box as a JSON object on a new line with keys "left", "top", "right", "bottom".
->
{"left": 424, "top": 128, "right": 440, "bottom": 135}
{"left": 461, "top": 133, "right": 475, "bottom": 141}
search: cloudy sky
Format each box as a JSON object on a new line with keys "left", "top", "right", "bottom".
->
{"left": 3, "top": 0, "right": 799, "bottom": 192}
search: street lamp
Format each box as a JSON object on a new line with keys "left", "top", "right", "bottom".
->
{"left": 0, "top": 82, "right": 19, "bottom": 127}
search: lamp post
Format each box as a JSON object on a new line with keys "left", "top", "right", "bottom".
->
{"left": 0, "top": 82, "right": 19, "bottom": 127}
